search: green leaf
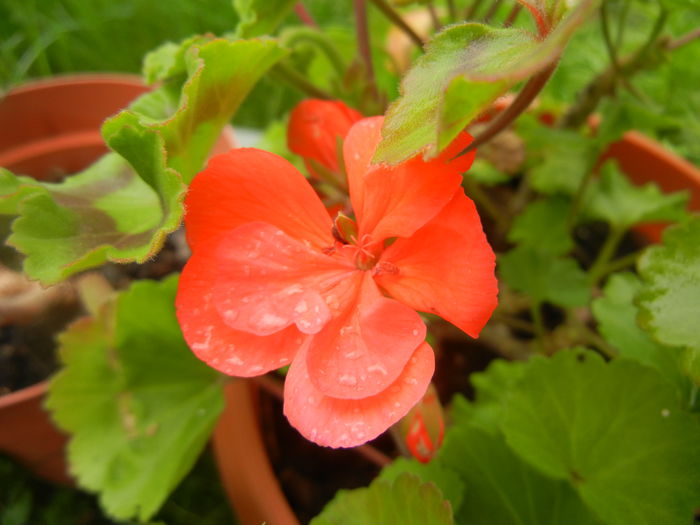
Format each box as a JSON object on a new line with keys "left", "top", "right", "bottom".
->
{"left": 466, "top": 158, "right": 510, "bottom": 186}
{"left": 374, "top": 0, "right": 600, "bottom": 164}
{"left": 311, "top": 473, "right": 453, "bottom": 525}
{"left": 442, "top": 424, "right": 600, "bottom": 525}
{"left": 449, "top": 359, "right": 528, "bottom": 434}
{"left": 592, "top": 272, "right": 691, "bottom": 400}
{"left": 3, "top": 37, "right": 285, "bottom": 284}
{"left": 499, "top": 245, "right": 590, "bottom": 306}
{"left": 637, "top": 217, "right": 700, "bottom": 354}
{"left": 502, "top": 349, "right": 700, "bottom": 525}
{"left": 117, "top": 37, "right": 287, "bottom": 183}
{"left": 508, "top": 197, "right": 574, "bottom": 255}
{"left": 45, "top": 276, "right": 224, "bottom": 521}
{"left": 233, "top": 0, "right": 297, "bottom": 38}
{"left": 584, "top": 162, "right": 688, "bottom": 231}
{"left": 8, "top": 153, "right": 169, "bottom": 284}
{"left": 524, "top": 123, "right": 600, "bottom": 196}
{"left": 378, "top": 457, "right": 465, "bottom": 516}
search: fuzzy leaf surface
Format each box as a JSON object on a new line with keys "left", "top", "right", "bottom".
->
{"left": 311, "top": 473, "right": 453, "bottom": 525}
{"left": 592, "top": 272, "right": 691, "bottom": 401}
{"left": 637, "top": 217, "right": 700, "bottom": 354}
{"left": 502, "top": 349, "right": 700, "bottom": 525}
{"left": 2, "top": 37, "right": 284, "bottom": 284}
{"left": 46, "top": 276, "right": 224, "bottom": 521}
{"left": 374, "top": 0, "right": 599, "bottom": 164}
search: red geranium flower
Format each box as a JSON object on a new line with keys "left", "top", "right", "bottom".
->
{"left": 176, "top": 100, "right": 497, "bottom": 448}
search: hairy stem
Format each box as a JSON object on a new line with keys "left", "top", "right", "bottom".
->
{"left": 294, "top": 2, "right": 318, "bottom": 27}
{"left": 587, "top": 227, "right": 626, "bottom": 286}
{"left": 282, "top": 28, "right": 347, "bottom": 79}
{"left": 369, "top": 0, "right": 424, "bottom": 48}
{"left": 464, "top": 63, "right": 557, "bottom": 154}
{"left": 560, "top": 8, "right": 669, "bottom": 129}
{"left": 354, "top": 0, "right": 378, "bottom": 100}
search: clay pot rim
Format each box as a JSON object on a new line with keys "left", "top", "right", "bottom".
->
{"left": 0, "top": 380, "right": 48, "bottom": 408}
{"left": 1, "top": 73, "right": 146, "bottom": 98}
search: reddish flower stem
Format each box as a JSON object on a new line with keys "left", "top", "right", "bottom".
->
{"left": 667, "top": 27, "right": 700, "bottom": 50}
{"left": 369, "top": 0, "right": 424, "bottom": 49}
{"left": 463, "top": 63, "right": 557, "bottom": 154}
{"left": 353, "top": 0, "right": 378, "bottom": 100}
{"left": 253, "top": 373, "right": 392, "bottom": 468}
{"left": 503, "top": 3, "right": 522, "bottom": 27}
{"left": 294, "top": 2, "right": 318, "bottom": 28}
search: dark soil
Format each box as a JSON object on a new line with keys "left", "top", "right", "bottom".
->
{"left": 258, "top": 331, "right": 500, "bottom": 522}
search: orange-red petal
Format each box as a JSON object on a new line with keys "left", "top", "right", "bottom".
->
{"left": 287, "top": 99, "right": 363, "bottom": 174}
{"left": 211, "top": 222, "right": 355, "bottom": 336}
{"left": 284, "top": 342, "right": 435, "bottom": 448}
{"left": 375, "top": 190, "right": 498, "bottom": 338}
{"left": 185, "top": 148, "right": 333, "bottom": 251}
{"left": 176, "top": 239, "right": 307, "bottom": 377}
{"left": 305, "top": 273, "right": 426, "bottom": 399}
{"left": 343, "top": 117, "right": 473, "bottom": 242}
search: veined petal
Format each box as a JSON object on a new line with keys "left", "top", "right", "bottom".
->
{"left": 284, "top": 342, "right": 435, "bottom": 448}
{"left": 306, "top": 273, "right": 426, "bottom": 399}
{"left": 375, "top": 190, "right": 498, "bottom": 338}
{"left": 288, "top": 99, "right": 363, "bottom": 174}
{"left": 185, "top": 148, "right": 333, "bottom": 251}
{"left": 212, "top": 222, "right": 356, "bottom": 336}
{"left": 176, "top": 239, "right": 307, "bottom": 377}
{"left": 344, "top": 117, "right": 474, "bottom": 241}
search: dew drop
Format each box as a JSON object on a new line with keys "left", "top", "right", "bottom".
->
{"left": 339, "top": 374, "right": 357, "bottom": 386}
{"left": 661, "top": 408, "right": 670, "bottom": 417}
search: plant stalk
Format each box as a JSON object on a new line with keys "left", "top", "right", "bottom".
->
{"left": 294, "top": 2, "right": 318, "bottom": 27}
{"left": 271, "top": 62, "right": 334, "bottom": 100}
{"left": 368, "top": 0, "right": 424, "bottom": 48}
{"left": 353, "top": 0, "right": 379, "bottom": 101}
{"left": 463, "top": 63, "right": 557, "bottom": 154}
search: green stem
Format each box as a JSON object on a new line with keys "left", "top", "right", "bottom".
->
{"left": 588, "top": 227, "right": 626, "bottom": 285}
{"left": 270, "top": 62, "right": 334, "bottom": 99}
{"left": 282, "top": 28, "right": 347, "bottom": 79}
{"left": 465, "top": 0, "right": 485, "bottom": 19}
{"left": 565, "top": 158, "right": 597, "bottom": 230}
{"left": 560, "top": 7, "right": 669, "bottom": 129}
{"left": 598, "top": 249, "right": 642, "bottom": 278}
{"left": 369, "top": 0, "right": 424, "bottom": 48}
{"left": 446, "top": 0, "right": 457, "bottom": 22}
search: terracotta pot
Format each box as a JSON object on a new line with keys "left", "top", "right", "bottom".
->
{"left": 211, "top": 131, "right": 700, "bottom": 525}
{"left": 603, "top": 131, "right": 700, "bottom": 241}
{"left": 0, "top": 73, "right": 237, "bottom": 488}
{"left": 0, "top": 74, "right": 152, "bottom": 485}
{"left": 0, "top": 74, "right": 150, "bottom": 181}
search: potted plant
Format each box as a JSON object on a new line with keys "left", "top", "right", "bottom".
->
{"left": 2, "top": 0, "right": 700, "bottom": 523}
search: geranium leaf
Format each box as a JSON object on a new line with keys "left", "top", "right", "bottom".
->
{"left": 45, "top": 276, "right": 224, "bottom": 522}
{"left": 592, "top": 272, "right": 691, "bottom": 401}
{"left": 233, "top": 0, "right": 297, "bottom": 38}
{"left": 499, "top": 246, "right": 590, "bottom": 306}
{"left": 441, "top": 423, "right": 600, "bottom": 525}
{"left": 508, "top": 197, "right": 574, "bottom": 255}
{"left": 311, "top": 473, "right": 453, "bottom": 525}
{"left": 637, "top": 217, "right": 700, "bottom": 354}
{"left": 374, "top": 0, "right": 599, "bottom": 164}
{"left": 583, "top": 162, "right": 688, "bottom": 231}
{"left": 2, "top": 37, "right": 285, "bottom": 284}
{"left": 378, "top": 457, "right": 465, "bottom": 516}
{"left": 523, "top": 122, "right": 601, "bottom": 196}
{"left": 502, "top": 349, "right": 700, "bottom": 525}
